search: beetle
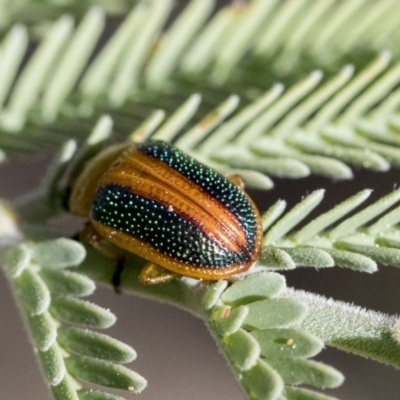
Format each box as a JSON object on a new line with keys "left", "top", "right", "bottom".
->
{"left": 69, "top": 140, "right": 262, "bottom": 285}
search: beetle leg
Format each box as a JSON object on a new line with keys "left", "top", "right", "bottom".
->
{"left": 228, "top": 174, "right": 245, "bottom": 191}
{"left": 78, "top": 222, "right": 123, "bottom": 259}
{"left": 139, "top": 262, "right": 179, "bottom": 285}
{"left": 78, "top": 222, "right": 126, "bottom": 292}
{"left": 111, "top": 257, "right": 125, "bottom": 293}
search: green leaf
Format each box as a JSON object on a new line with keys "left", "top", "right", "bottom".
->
{"left": 28, "top": 312, "right": 57, "bottom": 352}
{"left": 181, "top": 5, "right": 237, "bottom": 74}
{"left": 77, "top": 389, "right": 126, "bottom": 400}
{"left": 392, "top": 321, "right": 400, "bottom": 345}
{"left": 15, "top": 268, "right": 50, "bottom": 315}
{"left": 0, "top": 25, "right": 28, "bottom": 110}
{"left": 231, "top": 169, "right": 274, "bottom": 191}
{"left": 5, "top": 15, "right": 73, "bottom": 129}
{"left": 146, "top": 0, "right": 213, "bottom": 89}
{"left": 153, "top": 94, "right": 201, "bottom": 142}
{"left": 258, "top": 248, "right": 296, "bottom": 269}
{"left": 244, "top": 298, "right": 307, "bottom": 330}
{"left": 336, "top": 242, "right": 400, "bottom": 268}
{"left": 107, "top": 0, "right": 172, "bottom": 105}
{"left": 3, "top": 243, "right": 31, "bottom": 278}
{"left": 324, "top": 248, "right": 377, "bottom": 273}
{"left": 31, "top": 238, "right": 86, "bottom": 269}
{"left": 367, "top": 204, "right": 400, "bottom": 235}
{"left": 289, "top": 135, "right": 389, "bottom": 172}
{"left": 330, "top": 188, "right": 400, "bottom": 240}
{"left": 177, "top": 95, "right": 240, "bottom": 151}
{"left": 197, "top": 84, "right": 284, "bottom": 154}
{"left": 80, "top": 5, "right": 150, "bottom": 100}
{"left": 251, "top": 328, "right": 324, "bottom": 359}
{"left": 282, "top": 248, "right": 334, "bottom": 268}
{"left": 215, "top": 149, "right": 310, "bottom": 179}
{"left": 214, "top": 305, "right": 249, "bottom": 336}
{"left": 241, "top": 359, "right": 284, "bottom": 400}
{"left": 293, "top": 189, "right": 372, "bottom": 243}
{"left": 65, "top": 355, "right": 147, "bottom": 393}
{"left": 261, "top": 200, "right": 287, "bottom": 232}
{"left": 221, "top": 272, "right": 286, "bottom": 306}
{"left": 40, "top": 269, "right": 95, "bottom": 296}
{"left": 237, "top": 71, "right": 323, "bottom": 144}
{"left": 211, "top": 0, "right": 277, "bottom": 80}
{"left": 203, "top": 280, "right": 228, "bottom": 310}
{"left": 57, "top": 327, "right": 136, "bottom": 363}
{"left": 289, "top": 153, "right": 353, "bottom": 180}
{"left": 38, "top": 343, "right": 66, "bottom": 386}
{"left": 284, "top": 386, "right": 340, "bottom": 400}
{"left": 51, "top": 376, "right": 79, "bottom": 400}
{"left": 375, "top": 236, "right": 400, "bottom": 249}
{"left": 223, "top": 329, "right": 260, "bottom": 371}
{"left": 42, "top": 8, "right": 105, "bottom": 122}
{"left": 264, "top": 190, "right": 325, "bottom": 245}
{"left": 268, "top": 357, "right": 344, "bottom": 388}
{"left": 50, "top": 295, "right": 116, "bottom": 328}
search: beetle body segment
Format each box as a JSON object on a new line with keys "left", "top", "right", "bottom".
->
{"left": 72, "top": 140, "right": 262, "bottom": 281}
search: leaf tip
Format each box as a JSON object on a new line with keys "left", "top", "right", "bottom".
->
{"left": 392, "top": 320, "right": 400, "bottom": 345}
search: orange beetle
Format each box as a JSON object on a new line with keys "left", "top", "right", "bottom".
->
{"left": 69, "top": 140, "right": 262, "bottom": 284}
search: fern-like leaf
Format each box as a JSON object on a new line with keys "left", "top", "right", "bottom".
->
{"left": 2, "top": 237, "right": 146, "bottom": 399}
{"left": 3, "top": 1, "right": 400, "bottom": 399}
{"left": 0, "top": 0, "right": 400, "bottom": 187}
{"left": 258, "top": 188, "right": 400, "bottom": 273}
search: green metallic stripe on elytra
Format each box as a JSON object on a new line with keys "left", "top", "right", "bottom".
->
{"left": 137, "top": 140, "right": 258, "bottom": 252}
{"left": 91, "top": 184, "right": 249, "bottom": 268}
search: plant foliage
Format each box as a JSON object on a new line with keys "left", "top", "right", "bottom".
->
{"left": 2, "top": 0, "right": 400, "bottom": 399}
{"left": 3, "top": 237, "right": 146, "bottom": 399}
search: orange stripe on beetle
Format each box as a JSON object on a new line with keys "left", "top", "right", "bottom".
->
{"left": 72, "top": 140, "right": 262, "bottom": 281}
{"left": 98, "top": 149, "right": 248, "bottom": 254}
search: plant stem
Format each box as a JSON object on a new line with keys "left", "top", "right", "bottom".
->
{"left": 77, "top": 247, "right": 211, "bottom": 319}
{"left": 284, "top": 288, "right": 400, "bottom": 368}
